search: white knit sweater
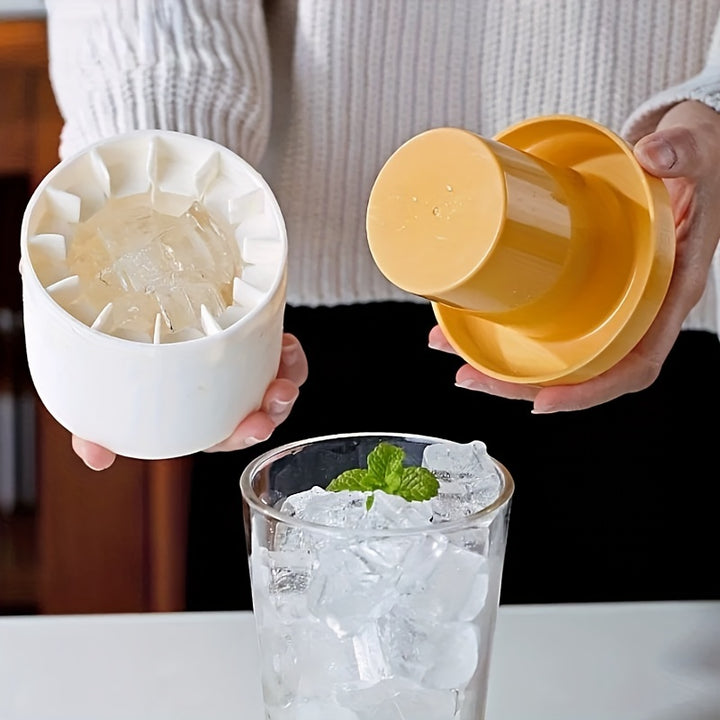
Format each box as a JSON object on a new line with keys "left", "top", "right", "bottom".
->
{"left": 46, "top": 0, "right": 720, "bottom": 334}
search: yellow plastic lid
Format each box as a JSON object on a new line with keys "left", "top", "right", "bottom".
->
{"left": 366, "top": 115, "right": 675, "bottom": 385}
{"left": 365, "top": 128, "right": 507, "bottom": 307}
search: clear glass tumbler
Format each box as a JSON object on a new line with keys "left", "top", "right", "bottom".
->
{"left": 240, "top": 431, "right": 514, "bottom": 720}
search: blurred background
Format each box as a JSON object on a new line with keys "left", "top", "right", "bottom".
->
{"left": 0, "top": 0, "right": 192, "bottom": 617}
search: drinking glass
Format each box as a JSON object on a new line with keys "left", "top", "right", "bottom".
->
{"left": 241, "top": 431, "right": 514, "bottom": 720}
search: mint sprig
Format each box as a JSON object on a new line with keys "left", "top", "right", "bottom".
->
{"left": 326, "top": 442, "right": 439, "bottom": 509}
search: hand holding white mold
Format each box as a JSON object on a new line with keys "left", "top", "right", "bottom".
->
{"left": 72, "top": 332, "right": 307, "bottom": 470}
{"left": 21, "top": 130, "right": 296, "bottom": 463}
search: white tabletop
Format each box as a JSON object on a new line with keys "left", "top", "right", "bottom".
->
{"left": 1, "top": 601, "right": 718, "bottom": 720}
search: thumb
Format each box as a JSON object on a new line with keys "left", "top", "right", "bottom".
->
{"left": 633, "top": 127, "right": 698, "bottom": 179}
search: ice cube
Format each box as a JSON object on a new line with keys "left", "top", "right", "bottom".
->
{"left": 251, "top": 548, "right": 310, "bottom": 628}
{"left": 66, "top": 192, "right": 240, "bottom": 339}
{"left": 293, "top": 620, "right": 359, "bottom": 697}
{"left": 306, "top": 544, "right": 399, "bottom": 636}
{"left": 280, "top": 486, "right": 369, "bottom": 528}
{"left": 358, "top": 490, "right": 433, "bottom": 530}
{"left": 274, "top": 487, "right": 369, "bottom": 556}
{"left": 353, "top": 533, "right": 438, "bottom": 579}
{"left": 374, "top": 612, "right": 427, "bottom": 684}
{"left": 352, "top": 622, "right": 392, "bottom": 683}
{"left": 374, "top": 613, "right": 479, "bottom": 691}
{"left": 398, "top": 540, "right": 489, "bottom": 621}
{"left": 422, "top": 441, "right": 503, "bottom": 521}
{"left": 422, "top": 440, "right": 495, "bottom": 476}
{"left": 257, "top": 617, "right": 360, "bottom": 707}
{"left": 256, "top": 624, "right": 300, "bottom": 707}
{"left": 420, "top": 622, "right": 479, "bottom": 689}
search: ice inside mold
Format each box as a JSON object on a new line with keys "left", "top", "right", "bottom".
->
{"left": 26, "top": 134, "right": 285, "bottom": 344}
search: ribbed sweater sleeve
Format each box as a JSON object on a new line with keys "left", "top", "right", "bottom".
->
{"left": 622, "top": 16, "right": 720, "bottom": 141}
{"left": 621, "top": 14, "right": 720, "bottom": 334}
{"left": 44, "top": 0, "right": 271, "bottom": 166}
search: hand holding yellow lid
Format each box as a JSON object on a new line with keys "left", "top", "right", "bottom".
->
{"left": 367, "top": 115, "right": 675, "bottom": 385}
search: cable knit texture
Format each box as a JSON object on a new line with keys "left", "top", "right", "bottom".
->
{"left": 46, "top": 0, "right": 720, "bottom": 334}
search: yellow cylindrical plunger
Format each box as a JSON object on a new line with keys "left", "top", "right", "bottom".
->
{"left": 366, "top": 115, "right": 676, "bottom": 385}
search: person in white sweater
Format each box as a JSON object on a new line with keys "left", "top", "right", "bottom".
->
{"left": 44, "top": 0, "right": 720, "bottom": 607}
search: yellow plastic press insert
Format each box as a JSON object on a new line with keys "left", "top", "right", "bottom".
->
{"left": 366, "top": 115, "right": 676, "bottom": 385}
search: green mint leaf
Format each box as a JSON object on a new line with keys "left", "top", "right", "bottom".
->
{"left": 365, "top": 494, "right": 375, "bottom": 511}
{"left": 326, "top": 468, "right": 374, "bottom": 492}
{"left": 326, "top": 442, "right": 439, "bottom": 504}
{"left": 367, "top": 442, "right": 405, "bottom": 483}
{"left": 396, "top": 466, "right": 440, "bottom": 502}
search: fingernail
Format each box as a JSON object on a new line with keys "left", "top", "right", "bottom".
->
{"left": 638, "top": 137, "right": 677, "bottom": 170}
{"left": 531, "top": 407, "right": 555, "bottom": 415}
{"left": 242, "top": 432, "right": 272, "bottom": 449}
{"left": 268, "top": 398, "right": 294, "bottom": 417}
{"left": 85, "top": 458, "right": 113, "bottom": 471}
{"left": 282, "top": 340, "right": 299, "bottom": 364}
{"left": 455, "top": 379, "right": 482, "bottom": 390}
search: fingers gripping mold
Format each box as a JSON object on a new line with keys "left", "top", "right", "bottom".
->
{"left": 21, "top": 130, "right": 288, "bottom": 460}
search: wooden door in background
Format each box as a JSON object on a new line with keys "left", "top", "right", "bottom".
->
{"left": 0, "top": 18, "right": 191, "bottom": 614}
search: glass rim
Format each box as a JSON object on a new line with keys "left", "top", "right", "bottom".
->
{"left": 239, "top": 430, "right": 515, "bottom": 538}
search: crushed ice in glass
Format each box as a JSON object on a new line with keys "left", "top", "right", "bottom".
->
{"left": 251, "top": 440, "right": 505, "bottom": 719}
